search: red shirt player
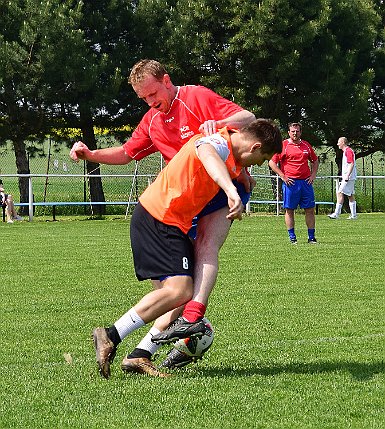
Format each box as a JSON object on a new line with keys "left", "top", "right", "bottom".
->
{"left": 269, "top": 122, "right": 319, "bottom": 244}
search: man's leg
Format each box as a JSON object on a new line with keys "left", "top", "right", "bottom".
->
{"left": 304, "top": 207, "right": 317, "bottom": 243}
{"left": 348, "top": 194, "right": 357, "bottom": 218}
{"left": 151, "top": 207, "right": 232, "bottom": 344}
{"left": 285, "top": 209, "right": 297, "bottom": 243}
{"left": 329, "top": 191, "right": 344, "bottom": 218}
{"left": 191, "top": 206, "right": 231, "bottom": 307}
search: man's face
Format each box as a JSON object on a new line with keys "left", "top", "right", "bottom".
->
{"left": 132, "top": 74, "right": 173, "bottom": 113}
{"left": 288, "top": 126, "right": 301, "bottom": 142}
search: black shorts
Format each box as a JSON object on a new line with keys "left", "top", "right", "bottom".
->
{"left": 130, "top": 203, "right": 194, "bottom": 281}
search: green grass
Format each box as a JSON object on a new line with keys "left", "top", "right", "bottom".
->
{"left": 0, "top": 214, "right": 384, "bottom": 429}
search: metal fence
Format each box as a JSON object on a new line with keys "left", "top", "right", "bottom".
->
{"left": 1, "top": 145, "right": 384, "bottom": 219}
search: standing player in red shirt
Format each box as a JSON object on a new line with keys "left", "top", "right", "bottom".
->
{"left": 269, "top": 122, "right": 319, "bottom": 244}
{"left": 70, "top": 60, "right": 256, "bottom": 376}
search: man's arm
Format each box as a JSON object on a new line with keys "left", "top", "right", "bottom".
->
{"left": 197, "top": 143, "right": 243, "bottom": 220}
{"left": 70, "top": 142, "right": 132, "bottom": 165}
{"left": 269, "top": 159, "right": 293, "bottom": 185}
{"left": 199, "top": 111, "right": 255, "bottom": 135}
{"left": 344, "top": 161, "right": 354, "bottom": 181}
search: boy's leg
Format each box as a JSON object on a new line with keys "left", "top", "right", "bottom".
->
{"left": 93, "top": 275, "right": 193, "bottom": 379}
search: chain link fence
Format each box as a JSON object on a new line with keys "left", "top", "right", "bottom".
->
{"left": 1, "top": 141, "right": 384, "bottom": 216}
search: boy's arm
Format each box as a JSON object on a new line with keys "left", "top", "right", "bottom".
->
{"left": 197, "top": 143, "right": 243, "bottom": 220}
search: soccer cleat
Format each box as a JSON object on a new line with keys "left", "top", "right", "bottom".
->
{"left": 92, "top": 327, "right": 117, "bottom": 379}
{"left": 7, "top": 219, "right": 13, "bottom": 224}
{"left": 151, "top": 317, "right": 206, "bottom": 344}
{"left": 159, "top": 348, "right": 195, "bottom": 369}
{"left": 13, "top": 215, "right": 23, "bottom": 221}
{"left": 121, "top": 356, "right": 171, "bottom": 378}
{"left": 328, "top": 213, "right": 339, "bottom": 219}
{"left": 290, "top": 238, "right": 298, "bottom": 244}
{"left": 308, "top": 237, "right": 317, "bottom": 244}
{"left": 347, "top": 215, "right": 357, "bottom": 220}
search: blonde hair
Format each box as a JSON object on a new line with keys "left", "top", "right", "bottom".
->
{"left": 128, "top": 59, "right": 167, "bottom": 86}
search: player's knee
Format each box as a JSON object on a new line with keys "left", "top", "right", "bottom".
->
{"left": 165, "top": 281, "right": 193, "bottom": 307}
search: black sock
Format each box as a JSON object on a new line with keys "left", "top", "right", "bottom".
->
{"left": 106, "top": 325, "right": 121, "bottom": 347}
{"left": 126, "top": 348, "right": 152, "bottom": 360}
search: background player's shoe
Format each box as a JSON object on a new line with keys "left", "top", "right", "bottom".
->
{"left": 290, "top": 237, "right": 298, "bottom": 244}
{"left": 347, "top": 215, "right": 358, "bottom": 220}
{"left": 151, "top": 317, "right": 206, "bottom": 344}
{"left": 328, "top": 213, "right": 339, "bottom": 219}
{"left": 308, "top": 237, "right": 317, "bottom": 244}
{"left": 121, "top": 356, "right": 171, "bottom": 378}
{"left": 160, "top": 348, "right": 194, "bottom": 369}
{"left": 92, "top": 327, "right": 117, "bottom": 379}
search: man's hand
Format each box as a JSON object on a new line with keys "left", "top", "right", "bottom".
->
{"left": 306, "top": 173, "right": 316, "bottom": 185}
{"left": 199, "top": 120, "right": 218, "bottom": 136}
{"left": 69, "top": 141, "right": 90, "bottom": 162}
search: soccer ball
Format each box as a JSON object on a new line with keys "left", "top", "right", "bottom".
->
{"left": 173, "top": 317, "right": 214, "bottom": 357}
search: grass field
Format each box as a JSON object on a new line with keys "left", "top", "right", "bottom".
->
{"left": 0, "top": 214, "right": 384, "bottom": 429}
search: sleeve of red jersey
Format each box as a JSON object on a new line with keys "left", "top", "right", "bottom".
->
{"left": 122, "top": 114, "right": 157, "bottom": 161}
{"left": 345, "top": 147, "right": 355, "bottom": 163}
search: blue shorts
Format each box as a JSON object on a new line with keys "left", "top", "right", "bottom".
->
{"left": 188, "top": 180, "right": 250, "bottom": 239}
{"left": 283, "top": 179, "right": 315, "bottom": 210}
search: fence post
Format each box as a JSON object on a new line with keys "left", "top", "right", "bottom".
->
{"left": 28, "top": 176, "right": 34, "bottom": 221}
{"left": 371, "top": 157, "right": 374, "bottom": 212}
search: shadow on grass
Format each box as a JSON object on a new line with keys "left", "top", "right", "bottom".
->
{"left": 202, "top": 360, "right": 384, "bottom": 381}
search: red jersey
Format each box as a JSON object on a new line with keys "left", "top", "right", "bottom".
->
{"left": 271, "top": 139, "right": 318, "bottom": 179}
{"left": 139, "top": 128, "right": 242, "bottom": 234}
{"left": 123, "top": 85, "right": 243, "bottom": 162}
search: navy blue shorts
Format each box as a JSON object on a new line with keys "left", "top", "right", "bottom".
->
{"left": 130, "top": 203, "right": 194, "bottom": 281}
{"left": 283, "top": 179, "right": 315, "bottom": 209}
{"left": 188, "top": 180, "right": 250, "bottom": 239}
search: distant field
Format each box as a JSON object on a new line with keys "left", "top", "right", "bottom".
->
{"left": 0, "top": 213, "right": 383, "bottom": 429}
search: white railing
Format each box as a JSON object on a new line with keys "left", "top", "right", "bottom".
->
{"left": 2, "top": 173, "right": 384, "bottom": 221}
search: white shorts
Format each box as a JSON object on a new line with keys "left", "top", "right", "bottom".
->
{"left": 337, "top": 179, "right": 355, "bottom": 196}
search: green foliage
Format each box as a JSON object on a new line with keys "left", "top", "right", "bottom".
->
{"left": 0, "top": 215, "right": 384, "bottom": 428}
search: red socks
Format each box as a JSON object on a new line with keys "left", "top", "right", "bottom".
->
{"left": 182, "top": 301, "right": 206, "bottom": 322}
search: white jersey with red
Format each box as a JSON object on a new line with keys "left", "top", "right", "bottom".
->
{"left": 271, "top": 138, "right": 318, "bottom": 179}
{"left": 122, "top": 85, "right": 243, "bottom": 162}
{"left": 342, "top": 146, "right": 357, "bottom": 180}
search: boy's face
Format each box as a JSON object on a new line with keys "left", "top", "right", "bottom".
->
{"left": 245, "top": 144, "right": 274, "bottom": 167}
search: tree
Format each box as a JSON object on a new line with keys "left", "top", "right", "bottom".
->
{"left": 0, "top": 0, "right": 83, "bottom": 209}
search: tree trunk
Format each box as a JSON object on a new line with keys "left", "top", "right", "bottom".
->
{"left": 79, "top": 105, "right": 105, "bottom": 215}
{"left": 13, "top": 138, "right": 30, "bottom": 215}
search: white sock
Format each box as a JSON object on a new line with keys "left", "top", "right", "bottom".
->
{"left": 335, "top": 203, "right": 343, "bottom": 215}
{"left": 349, "top": 201, "right": 357, "bottom": 216}
{"left": 136, "top": 327, "right": 162, "bottom": 355}
{"left": 114, "top": 308, "right": 145, "bottom": 341}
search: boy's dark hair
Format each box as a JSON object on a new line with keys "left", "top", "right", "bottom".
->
{"left": 242, "top": 119, "right": 282, "bottom": 154}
